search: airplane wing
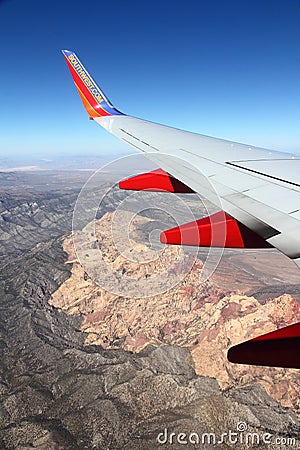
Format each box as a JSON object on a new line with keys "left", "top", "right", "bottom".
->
{"left": 62, "top": 50, "right": 300, "bottom": 369}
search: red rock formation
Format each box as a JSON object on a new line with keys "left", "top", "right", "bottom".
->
{"left": 49, "top": 211, "right": 300, "bottom": 412}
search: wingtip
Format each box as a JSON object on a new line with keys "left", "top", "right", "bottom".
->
{"left": 61, "top": 49, "right": 73, "bottom": 57}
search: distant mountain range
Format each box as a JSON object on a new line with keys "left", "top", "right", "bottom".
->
{"left": 0, "top": 153, "right": 134, "bottom": 171}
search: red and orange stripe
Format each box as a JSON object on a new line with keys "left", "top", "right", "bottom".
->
{"left": 63, "top": 55, "right": 111, "bottom": 118}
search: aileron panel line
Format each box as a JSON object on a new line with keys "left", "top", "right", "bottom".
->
{"left": 226, "top": 161, "right": 300, "bottom": 188}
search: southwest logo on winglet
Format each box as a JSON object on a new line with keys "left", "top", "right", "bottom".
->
{"left": 62, "top": 50, "right": 123, "bottom": 118}
{"left": 67, "top": 53, "right": 104, "bottom": 104}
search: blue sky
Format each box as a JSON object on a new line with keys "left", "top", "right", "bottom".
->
{"left": 0, "top": 0, "right": 300, "bottom": 160}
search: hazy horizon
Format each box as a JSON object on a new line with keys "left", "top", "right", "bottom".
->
{"left": 0, "top": 0, "right": 299, "bottom": 159}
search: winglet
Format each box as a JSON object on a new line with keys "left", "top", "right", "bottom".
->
{"left": 62, "top": 50, "right": 123, "bottom": 119}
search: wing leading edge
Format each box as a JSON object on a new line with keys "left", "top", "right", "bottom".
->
{"left": 62, "top": 50, "right": 300, "bottom": 368}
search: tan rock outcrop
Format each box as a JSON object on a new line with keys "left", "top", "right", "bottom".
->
{"left": 49, "top": 211, "right": 300, "bottom": 412}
